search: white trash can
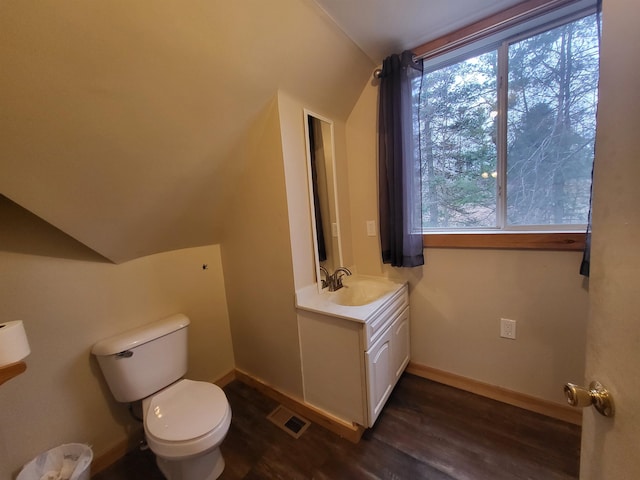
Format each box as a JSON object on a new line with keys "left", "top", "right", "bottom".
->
{"left": 17, "top": 443, "right": 92, "bottom": 480}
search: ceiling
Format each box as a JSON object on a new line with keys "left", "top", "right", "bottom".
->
{"left": 313, "top": 0, "right": 525, "bottom": 62}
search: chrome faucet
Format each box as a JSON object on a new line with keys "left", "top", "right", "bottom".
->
{"left": 319, "top": 265, "right": 330, "bottom": 289}
{"left": 326, "top": 266, "right": 352, "bottom": 291}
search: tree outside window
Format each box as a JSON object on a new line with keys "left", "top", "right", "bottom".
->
{"left": 416, "top": 13, "right": 599, "bottom": 232}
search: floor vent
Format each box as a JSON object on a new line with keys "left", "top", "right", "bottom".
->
{"left": 267, "top": 405, "right": 311, "bottom": 439}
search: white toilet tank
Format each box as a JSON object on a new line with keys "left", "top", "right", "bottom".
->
{"left": 92, "top": 314, "right": 190, "bottom": 402}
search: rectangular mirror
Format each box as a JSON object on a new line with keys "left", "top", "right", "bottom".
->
{"left": 304, "top": 110, "right": 343, "bottom": 290}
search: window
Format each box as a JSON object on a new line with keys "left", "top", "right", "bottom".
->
{"left": 416, "top": 9, "right": 600, "bottom": 237}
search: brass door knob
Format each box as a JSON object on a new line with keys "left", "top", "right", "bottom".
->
{"left": 563, "top": 381, "right": 615, "bottom": 417}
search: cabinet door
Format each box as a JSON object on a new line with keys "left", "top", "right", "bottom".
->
{"left": 365, "top": 326, "right": 393, "bottom": 426}
{"left": 391, "top": 307, "right": 410, "bottom": 381}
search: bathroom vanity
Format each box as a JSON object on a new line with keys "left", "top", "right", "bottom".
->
{"left": 298, "top": 110, "right": 409, "bottom": 428}
{"left": 295, "top": 276, "right": 409, "bottom": 427}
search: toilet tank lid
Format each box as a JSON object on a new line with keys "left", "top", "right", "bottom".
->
{"left": 91, "top": 314, "right": 190, "bottom": 356}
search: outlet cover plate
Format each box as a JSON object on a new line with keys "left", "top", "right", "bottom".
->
{"left": 500, "top": 318, "right": 517, "bottom": 339}
{"left": 366, "top": 220, "right": 377, "bottom": 237}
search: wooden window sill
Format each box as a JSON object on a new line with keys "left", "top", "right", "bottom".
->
{"left": 422, "top": 232, "right": 586, "bottom": 251}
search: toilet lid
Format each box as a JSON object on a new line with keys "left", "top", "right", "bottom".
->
{"left": 145, "top": 379, "right": 228, "bottom": 442}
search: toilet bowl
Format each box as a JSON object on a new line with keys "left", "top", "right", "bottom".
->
{"left": 143, "top": 379, "right": 232, "bottom": 480}
{"left": 91, "top": 314, "right": 232, "bottom": 480}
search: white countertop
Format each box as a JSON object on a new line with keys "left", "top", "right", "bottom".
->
{"left": 294, "top": 275, "right": 407, "bottom": 323}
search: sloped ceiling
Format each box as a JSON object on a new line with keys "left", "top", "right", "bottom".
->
{"left": 1, "top": 0, "right": 528, "bottom": 264}
{"left": 0, "top": 0, "right": 373, "bottom": 263}
{"left": 313, "top": 0, "right": 524, "bottom": 62}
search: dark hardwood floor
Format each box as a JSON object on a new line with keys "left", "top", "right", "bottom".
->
{"left": 93, "top": 374, "right": 581, "bottom": 479}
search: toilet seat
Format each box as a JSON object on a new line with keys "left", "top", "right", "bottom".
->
{"left": 143, "top": 379, "right": 232, "bottom": 460}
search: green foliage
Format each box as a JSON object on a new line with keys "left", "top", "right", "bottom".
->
{"left": 417, "top": 14, "right": 599, "bottom": 229}
{"left": 419, "top": 50, "right": 498, "bottom": 227}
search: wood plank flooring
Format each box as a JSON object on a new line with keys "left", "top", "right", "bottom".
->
{"left": 93, "top": 373, "right": 581, "bottom": 479}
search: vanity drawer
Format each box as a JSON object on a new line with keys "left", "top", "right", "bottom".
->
{"left": 364, "top": 286, "right": 408, "bottom": 349}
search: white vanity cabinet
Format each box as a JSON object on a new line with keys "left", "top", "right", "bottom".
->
{"left": 366, "top": 304, "right": 410, "bottom": 424}
{"left": 297, "top": 283, "right": 409, "bottom": 427}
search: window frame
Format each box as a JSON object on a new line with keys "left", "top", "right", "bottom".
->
{"left": 413, "top": 0, "right": 597, "bottom": 250}
{"left": 422, "top": 232, "right": 585, "bottom": 251}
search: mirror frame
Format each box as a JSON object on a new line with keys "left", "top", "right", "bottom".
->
{"left": 303, "top": 109, "right": 343, "bottom": 292}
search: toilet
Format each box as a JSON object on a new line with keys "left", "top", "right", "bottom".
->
{"left": 91, "top": 314, "right": 231, "bottom": 480}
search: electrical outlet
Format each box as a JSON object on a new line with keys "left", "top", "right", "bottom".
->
{"left": 500, "top": 318, "right": 517, "bottom": 339}
{"left": 366, "top": 220, "right": 377, "bottom": 237}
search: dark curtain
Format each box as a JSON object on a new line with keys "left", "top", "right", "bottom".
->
{"left": 378, "top": 51, "right": 424, "bottom": 267}
{"left": 308, "top": 116, "right": 327, "bottom": 262}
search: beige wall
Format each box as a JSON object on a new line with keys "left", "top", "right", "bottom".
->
{"left": 0, "top": 198, "right": 234, "bottom": 478}
{"left": 0, "top": 0, "right": 373, "bottom": 264}
{"left": 278, "top": 91, "right": 355, "bottom": 291}
{"left": 580, "top": 0, "right": 640, "bottom": 477}
{"left": 345, "top": 78, "right": 589, "bottom": 404}
{"left": 220, "top": 96, "right": 304, "bottom": 398}
{"left": 0, "top": 0, "right": 373, "bottom": 473}
{"left": 278, "top": 92, "right": 317, "bottom": 291}
{"left": 221, "top": 89, "right": 358, "bottom": 406}
{"left": 2, "top": 0, "right": 616, "bottom": 476}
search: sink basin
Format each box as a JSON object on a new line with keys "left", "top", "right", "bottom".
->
{"left": 295, "top": 275, "right": 406, "bottom": 321}
{"left": 331, "top": 279, "right": 396, "bottom": 306}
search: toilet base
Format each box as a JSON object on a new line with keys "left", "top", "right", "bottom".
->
{"left": 156, "top": 447, "right": 225, "bottom": 480}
